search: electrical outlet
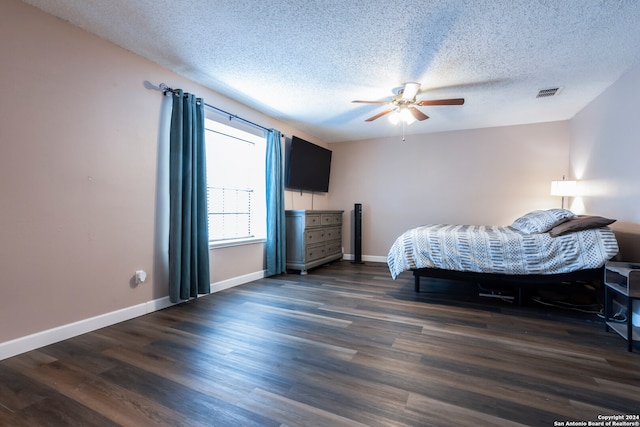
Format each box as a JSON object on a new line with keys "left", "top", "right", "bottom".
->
{"left": 135, "top": 270, "right": 147, "bottom": 284}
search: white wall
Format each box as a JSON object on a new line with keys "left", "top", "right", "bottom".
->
{"left": 329, "top": 121, "right": 572, "bottom": 258}
{"left": 570, "top": 60, "right": 640, "bottom": 326}
{"left": 569, "top": 63, "right": 640, "bottom": 224}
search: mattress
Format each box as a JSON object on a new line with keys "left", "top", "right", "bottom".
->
{"left": 387, "top": 223, "right": 619, "bottom": 280}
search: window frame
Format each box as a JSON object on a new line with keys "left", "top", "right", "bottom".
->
{"left": 204, "top": 117, "right": 267, "bottom": 248}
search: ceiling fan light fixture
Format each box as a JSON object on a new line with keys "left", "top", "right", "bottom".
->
{"left": 400, "top": 108, "right": 416, "bottom": 125}
{"left": 388, "top": 109, "right": 400, "bottom": 125}
{"left": 388, "top": 107, "right": 416, "bottom": 125}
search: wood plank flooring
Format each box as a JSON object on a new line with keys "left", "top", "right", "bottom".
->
{"left": 1, "top": 261, "right": 639, "bottom": 426}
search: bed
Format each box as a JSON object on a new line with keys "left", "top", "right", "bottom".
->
{"left": 387, "top": 209, "right": 620, "bottom": 301}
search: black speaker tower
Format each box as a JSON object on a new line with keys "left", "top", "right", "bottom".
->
{"left": 353, "top": 203, "right": 363, "bottom": 264}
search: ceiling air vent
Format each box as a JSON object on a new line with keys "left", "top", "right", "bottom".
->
{"left": 536, "top": 87, "right": 562, "bottom": 98}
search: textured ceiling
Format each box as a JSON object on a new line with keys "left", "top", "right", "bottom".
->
{"left": 21, "top": 0, "right": 640, "bottom": 142}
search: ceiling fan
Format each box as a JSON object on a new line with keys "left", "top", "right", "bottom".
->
{"left": 352, "top": 82, "right": 464, "bottom": 122}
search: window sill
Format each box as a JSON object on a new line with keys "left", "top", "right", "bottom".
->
{"left": 209, "top": 237, "right": 266, "bottom": 249}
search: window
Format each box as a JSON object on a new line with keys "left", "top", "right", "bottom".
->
{"left": 204, "top": 117, "right": 266, "bottom": 246}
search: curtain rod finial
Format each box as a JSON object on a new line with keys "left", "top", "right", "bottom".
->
{"left": 159, "top": 83, "right": 172, "bottom": 94}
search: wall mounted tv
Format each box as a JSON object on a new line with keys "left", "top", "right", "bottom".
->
{"left": 286, "top": 136, "right": 332, "bottom": 193}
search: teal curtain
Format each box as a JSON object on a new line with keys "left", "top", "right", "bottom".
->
{"left": 265, "top": 129, "right": 286, "bottom": 276}
{"left": 168, "top": 90, "right": 210, "bottom": 302}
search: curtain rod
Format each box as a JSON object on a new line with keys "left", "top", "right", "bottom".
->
{"left": 159, "top": 83, "right": 273, "bottom": 134}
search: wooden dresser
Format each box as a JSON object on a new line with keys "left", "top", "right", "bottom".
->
{"left": 285, "top": 210, "right": 344, "bottom": 274}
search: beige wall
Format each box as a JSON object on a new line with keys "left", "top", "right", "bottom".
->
{"left": 329, "top": 121, "right": 572, "bottom": 258}
{"left": 0, "top": 0, "right": 315, "bottom": 344}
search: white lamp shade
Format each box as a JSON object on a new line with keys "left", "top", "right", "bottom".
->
{"left": 550, "top": 180, "right": 577, "bottom": 197}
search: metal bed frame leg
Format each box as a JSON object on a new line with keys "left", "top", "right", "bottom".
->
{"left": 604, "top": 285, "right": 611, "bottom": 332}
{"left": 414, "top": 274, "right": 420, "bottom": 292}
{"left": 627, "top": 295, "right": 633, "bottom": 352}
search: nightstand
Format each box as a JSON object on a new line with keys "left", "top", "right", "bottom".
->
{"left": 604, "top": 261, "right": 640, "bottom": 352}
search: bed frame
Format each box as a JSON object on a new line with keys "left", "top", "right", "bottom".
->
{"left": 412, "top": 267, "right": 604, "bottom": 305}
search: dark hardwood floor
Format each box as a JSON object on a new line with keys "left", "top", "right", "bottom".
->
{"left": 1, "top": 261, "right": 638, "bottom": 426}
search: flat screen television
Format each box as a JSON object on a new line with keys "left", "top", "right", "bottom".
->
{"left": 286, "top": 136, "right": 332, "bottom": 193}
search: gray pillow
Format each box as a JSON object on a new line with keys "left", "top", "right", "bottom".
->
{"left": 549, "top": 215, "right": 616, "bottom": 237}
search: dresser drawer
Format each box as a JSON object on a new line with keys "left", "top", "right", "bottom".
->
{"left": 324, "top": 226, "right": 341, "bottom": 242}
{"left": 306, "top": 243, "right": 326, "bottom": 262}
{"left": 305, "top": 229, "right": 325, "bottom": 245}
{"left": 305, "top": 214, "right": 322, "bottom": 228}
{"left": 321, "top": 213, "right": 342, "bottom": 226}
{"left": 325, "top": 240, "right": 342, "bottom": 256}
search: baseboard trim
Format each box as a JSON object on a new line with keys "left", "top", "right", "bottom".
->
{"left": 342, "top": 254, "right": 387, "bottom": 263}
{"left": 0, "top": 270, "right": 266, "bottom": 361}
{"left": 210, "top": 270, "right": 265, "bottom": 293}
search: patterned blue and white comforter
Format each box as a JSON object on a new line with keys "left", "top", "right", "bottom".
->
{"left": 387, "top": 224, "right": 619, "bottom": 280}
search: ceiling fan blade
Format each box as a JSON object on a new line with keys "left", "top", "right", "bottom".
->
{"left": 352, "top": 100, "right": 390, "bottom": 104}
{"left": 365, "top": 109, "right": 395, "bottom": 122}
{"left": 409, "top": 107, "right": 429, "bottom": 121}
{"left": 416, "top": 98, "right": 465, "bottom": 106}
{"left": 401, "top": 82, "right": 421, "bottom": 100}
